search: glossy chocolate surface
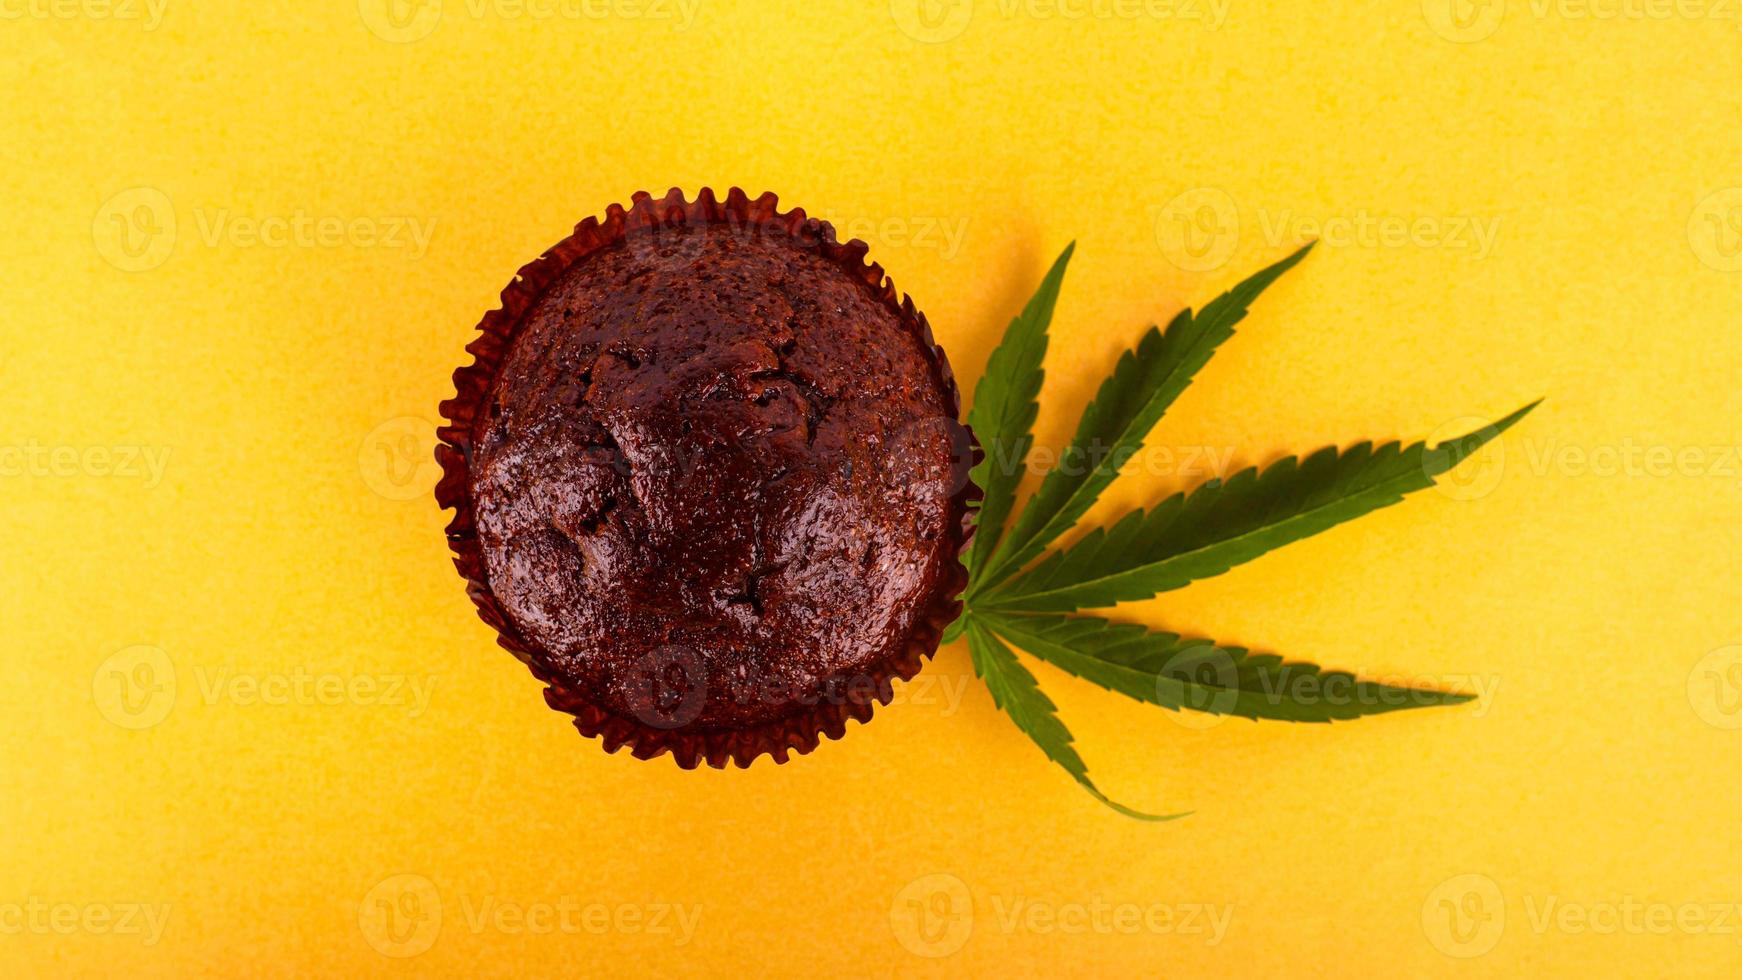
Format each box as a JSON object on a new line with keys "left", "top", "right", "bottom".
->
{"left": 469, "top": 220, "right": 963, "bottom": 732}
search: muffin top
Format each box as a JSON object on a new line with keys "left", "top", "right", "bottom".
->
{"left": 451, "top": 192, "right": 969, "bottom": 755}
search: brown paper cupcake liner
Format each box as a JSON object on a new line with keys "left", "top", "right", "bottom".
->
{"left": 436, "top": 187, "right": 978, "bottom": 769}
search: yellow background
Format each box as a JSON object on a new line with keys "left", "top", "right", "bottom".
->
{"left": 6, "top": 0, "right": 1742, "bottom": 975}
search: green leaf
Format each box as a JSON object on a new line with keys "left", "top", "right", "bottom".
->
{"left": 964, "top": 617, "right": 1187, "bottom": 821}
{"left": 940, "top": 615, "right": 967, "bottom": 644}
{"left": 982, "top": 612, "right": 1473, "bottom": 722}
{"left": 982, "top": 401, "right": 1540, "bottom": 612}
{"left": 976, "top": 243, "right": 1313, "bottom": 595}
{"left": 963, "top": 244, "right": 1076, "bottom": 584}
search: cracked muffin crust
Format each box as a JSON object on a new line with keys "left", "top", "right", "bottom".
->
{"left": 436, "top": 188, "right": 975, "bottom": 768}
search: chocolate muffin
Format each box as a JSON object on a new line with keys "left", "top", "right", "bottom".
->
{"left": 436, "top": 188, "right": 975, "bottom": 768}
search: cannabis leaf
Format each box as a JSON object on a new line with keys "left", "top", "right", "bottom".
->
{"left": 964, "top": 243, "right": 1075, "bottom": 583}
{"left": 978, "top": 612, "right": 1472, "bottom": 722}
{"left": 974, "top": 243, "right": 1314, "bottom": 597}
{"left": 981, "top": 403, "right": 1538, "bottom": 612}
{"left": 944, "top": 239, "right": 1537, "bottom": 820}
{"left": 964, "top": 618, "right": 1188, "bottom": 821}
{"left": 942, "top": 244, "right": 1074, "bottom": 645}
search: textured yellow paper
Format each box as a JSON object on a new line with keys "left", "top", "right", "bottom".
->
{"left": 5, "top": 1, "right": 1742, "bottom": 975}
